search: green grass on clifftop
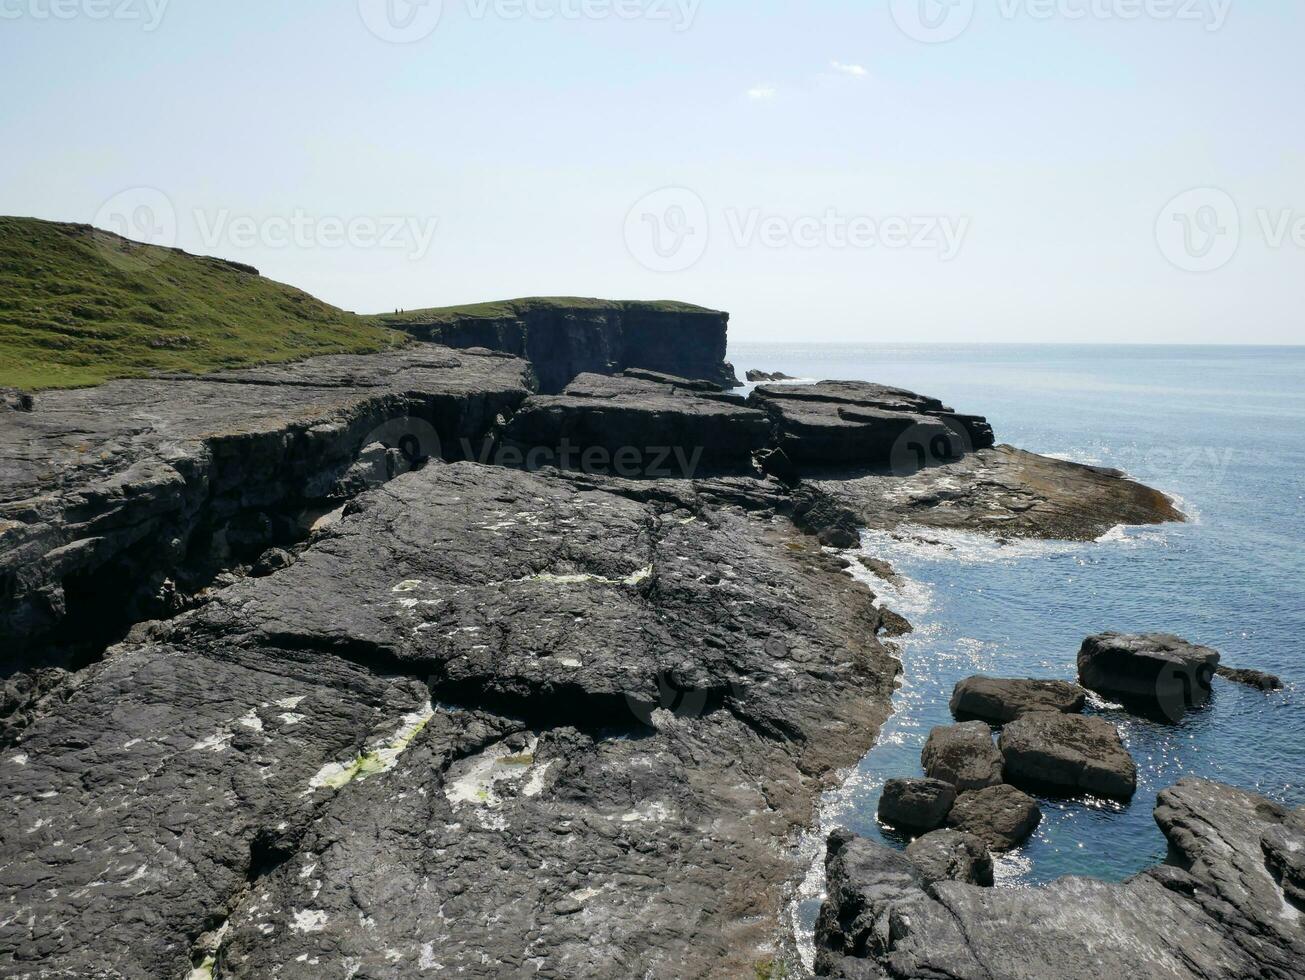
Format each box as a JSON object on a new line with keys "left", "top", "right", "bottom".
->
{"left": 0, "top": 216, "right": 404, "bottom": 390}
{"left": 367, "top": 296, "right": 721, "bottom": 327}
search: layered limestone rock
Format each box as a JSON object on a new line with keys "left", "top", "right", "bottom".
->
{"left": 816, "top": 779, "right": 1305, "bottom": 979}
{"left": 379, "top": 298, "right": 741, "bottom": 393}
{"left": 0, "top": 345, "right": 533, "bottom": 671}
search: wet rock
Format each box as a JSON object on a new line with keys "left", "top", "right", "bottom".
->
{"left": 498, "top": 372, "right": 771, "bottom": 475}
{"left": 1217, "top": 665, "right": 1284, "bottom": 691}
{"left": 816, "top": 780, "right": 1305, "bottom": 978}
{"left": 999, "top": 712, "right": 1137, "bottom": 800}
{"left": 950, "top": 676, "right": 1086, "bottom": 723}
{"left": 746, "top": 370, "right": 795, "bottom": 382}
{"left": 921, "top": 721, "right": 1004, "bottom": 790}
{"left": 877, "top": 777, "right": 957, "bottom": 832}
{"left": 1078, "top": 632, "right": 1220, "bottom": 719}
{"left": 905, "top": 829, "right": 994, "bottom": 887}
{"left": 856, "top": 556, "right": 902, "bottom": 584}
{"left": 946, "top": 784, "right": 1042, "bottom": 851}
{"left": 748, "top": 381, "right": 994, "bottom": 470}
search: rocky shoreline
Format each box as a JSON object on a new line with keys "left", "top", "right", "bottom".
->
{"left": 0, "top": 327, "right": 1219, "bottom": 978}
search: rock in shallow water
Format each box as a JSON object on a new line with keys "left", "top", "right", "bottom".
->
{"left": 999, "top": 712, "right": 1137, "bottom": 800}
{"left": 921, "top": 721, "right": 1004, "bottom": 790}
{"left": 877, "top": 777, "right": 957, "bottom": 832}
{"left": 817, "top": 779, "right": 1305, "bottom": 979}
{"left": 949, "top": 675, "right": 1087, "bottom": 723}
{"left": 1078, "top": 632, "right": 1220, "bottom": 720}
{"left": 946, "top": 783, "right": 1042, "bottom": 851}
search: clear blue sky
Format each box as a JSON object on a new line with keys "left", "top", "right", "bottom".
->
{"left": 1, "top": 0, "right": 1301, "bottom": 343}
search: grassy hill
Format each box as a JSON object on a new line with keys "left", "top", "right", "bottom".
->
{"left": 0, "top": 217, "right": 403, "bottom": 390}
{"left": 367, "top": 296, "right": 721, "bottom": 327}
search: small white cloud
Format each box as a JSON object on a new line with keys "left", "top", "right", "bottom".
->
{"left": 830, "top": 61, "right": 868, "bottom": 78}
{"left": 747, "top": 84, "right": 777, "bottom": 101}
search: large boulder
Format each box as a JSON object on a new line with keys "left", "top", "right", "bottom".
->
{"left": 921, "top": 721, "right": 1004, "bottom": 790}
{"left": 1077, "top": 633, "right": 1220, "bottom": 720}
{"left": 498, "top": 372, "right": 772, "bottom": 475}
{"left": 949, "top": 676, "right": 1086, "bottom": 723}
{"left": 999, "top": 713, "right": 1137, "bottom": 800}
{"left": 747, "top": 381, "right": 994, "bottom": 471}
{"left": 877, "top": 777, "right": 958, "bottom": 832}
{"left": 905, "top": 830, "right": 994, "bottom": 887}
{"left": 815, "top": 780, "right": 1305, "bottom": 979}
{"left": 946, "top": 784, "right": 1042, "bottom": 851}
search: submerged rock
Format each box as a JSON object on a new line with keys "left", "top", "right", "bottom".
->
{"left": 1217, "top": 665, "right": 1284, "bottom": 691}
{"left": 818, "top": 780, "right": 1305, "bottom": 978}
{"left": 946, "top": 784, "right": 1042, "bottom": 851}
{"left": 1078, "top": 632, "right": 1221, "bottom": 720}
{"left": 950, "top": 676, "right": 1087, "bottom": 723}
{"left": 921, "top": 721, "right": 1004, "bottom": 790}
{"left": 905, "top": 829, "right": 995, "bottom": 887}
{"left": 877, "top": 777, "right": 957, "bottom": 832}
{"left": 999, "top": 712, "right": 1137, "bottom": 800}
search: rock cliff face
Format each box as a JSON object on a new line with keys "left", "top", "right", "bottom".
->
{"left": 379, "top": 298, "right": 741, "bottom": 393}
{"left": 816, "top": 779, "right": 1305, "bottom": 979}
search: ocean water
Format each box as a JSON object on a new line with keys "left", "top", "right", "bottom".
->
{"left": 727, "top": 344, "right": 1305, "bottom": 949}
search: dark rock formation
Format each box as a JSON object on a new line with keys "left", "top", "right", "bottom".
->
{"left": 748, "top": 381, "right": 995, "bottom": 470}
{"left": 381, "top": 298, "right": 740, "bottom": 393}
{"left": 921, "top": 721, "right": 1004, "bottom": 790}
{"left": 1218, "top": 665, "right": 1284, "bottom": 691}
{"left": 904, "top": 829, "right": 995, "bottom": 887}
{"left": 0, "top": 462, "right": 899, "bottom": 978}
{"left": 999, "top": 712, "right": 1137, "bottom": 800}
{"left": 1078, "top": 632, "right": 1221, "bottom": 720}
{"left": 811, "top": 446, "right": 1185, "bottom": 541}
{"left": 946, "top": 784, "right": 1043, "bottom": 851}
{"left": 746, "top": 370, "right": 795, "bottom": 382}
{"left": 497, "top": 372, "right": 771, "bottom": 475}
{"left": 855, "top": 556, "right": 902, "bottom": 584}
{"left": 949, "top": 676, "right": 1087, "bottom": 723}
{"left": 0, "top": 345, "right": 533, "bottom": 671}
{"left": 877, "top": 777, "right": 957, "bottom": 832}
{"left": 817, "top": 779, "right": 1305, "bottom": 979}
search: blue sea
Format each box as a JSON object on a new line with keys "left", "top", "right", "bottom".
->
{"left": 727, "top": 344, "right": 1305, "bottom": 951}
